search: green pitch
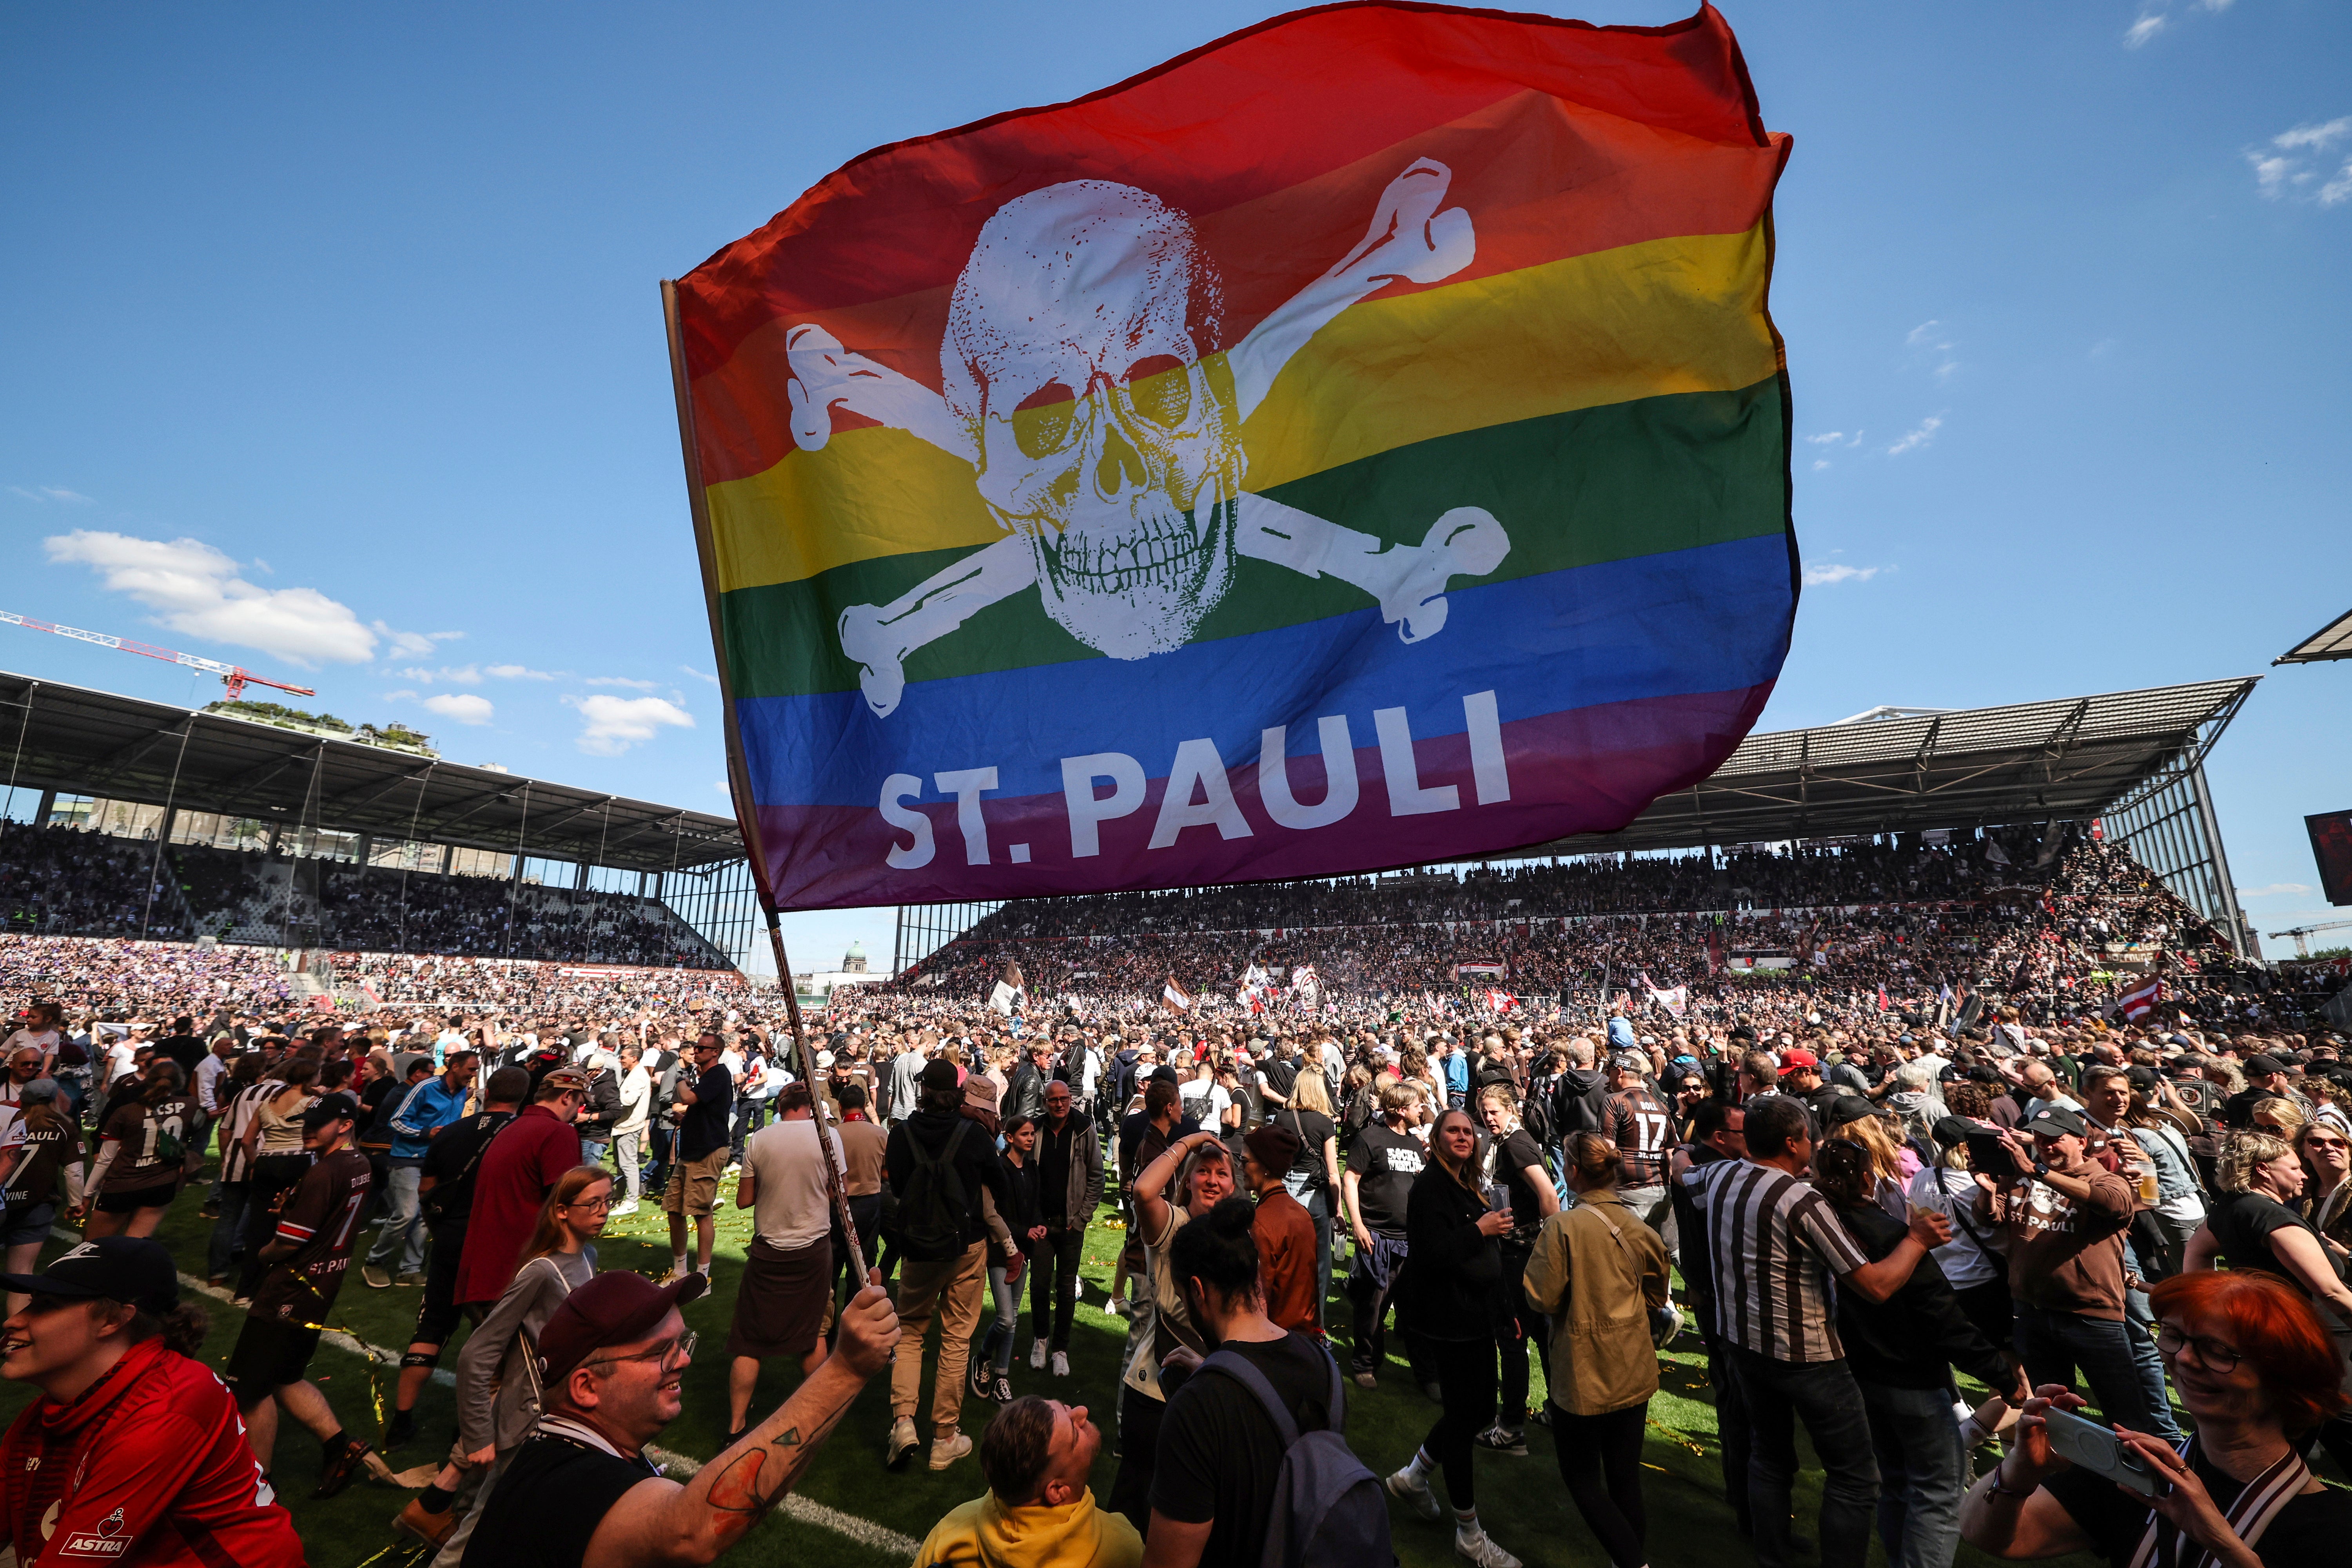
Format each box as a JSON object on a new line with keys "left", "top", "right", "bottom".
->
{"left": 0, "top": 1177, "right": 2110, "bottom": 1568}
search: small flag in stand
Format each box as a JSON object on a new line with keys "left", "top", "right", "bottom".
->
{"left": 1877, "top": 984, "right": 1890, "bottom": 1013}
{"left": 987, "top": 958, "right": 1027, "bottom": 1015}
{"left": 1485, "top": 989, "right": 1518, "bottom": 1013}
{"left": 1162, "top": 977, "right": 1193, "bottom": 1014}
{"left": 2115, "top": 976, "right": 2163, "bottom": 1020}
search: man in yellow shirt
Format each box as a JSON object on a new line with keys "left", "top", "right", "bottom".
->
{"left": 913, "top": 1397, "right": 1140, "bottom": 1568}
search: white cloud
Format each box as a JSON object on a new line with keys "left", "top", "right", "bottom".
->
{"left": 1905, "top": 321, "right": 1959, "bottom": 380}
{"left": 45, "top": 529, "right": 376, "bottom": 666}
{"left": 374, "top": 622, "right": 464, "bottom": 660}
{"left": 1803, "top": 563, "right": 1886, "bottom": 586}
{"left": 1886, "top": 416, "right": 1944, "bottom": 456}
{"left": 2274, "top": 116, "right": 2352, "bottom": 152}
{"left": 564, "top": 693, "right": 695, "bottom": 756}
{"left": 2128, "top": 1, "right": 2231, "bottom": 48}
{"left": 2247, "top": 118, "right": 2352, "bottom": 205}
{"left": 1811, "top": 459, "right": 1831, "bottom": 472}
{"left": 10, "top": 485, "right": 93, "bottom": 505}
{"left": 419, "top": 692, "right": 494, "bottom": 726}
{"left": 2235, "top": 882, "right": 2310, "bottom": 898}
{"left": 485, "top": 663, "right": 556, "bottom": 681}
{"left": 1804, "top": 432, "right": 1846, "bottom": 446}
{"left": 394, "top": 663, "right": 482, "bottom": 685}
{"left": 680, "top": 666, "right": 722, "bottom": 687}
{"left": 583, "top": 675, "right": 660, "bottom": 690}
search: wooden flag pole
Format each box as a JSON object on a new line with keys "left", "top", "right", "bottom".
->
{"left": 763, "top": 908, "right": 873, "bottom": 1286}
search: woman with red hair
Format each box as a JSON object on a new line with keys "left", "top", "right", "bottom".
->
{"left": 1962, "top": 1269, "right": 2352, "bottom": 1565}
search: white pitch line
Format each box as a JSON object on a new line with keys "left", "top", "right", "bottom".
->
{"left": 134, "top": 1243, "right": 920, "bottom": 1561}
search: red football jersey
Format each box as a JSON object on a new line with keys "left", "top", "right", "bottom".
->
{"left": 0, "top": 1336, "right": 305, "bottom": 1567}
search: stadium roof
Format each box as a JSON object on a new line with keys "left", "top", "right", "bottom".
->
{"left": 1497, "top": 677, "right": 2260, "bottom": 858}
{"left": 0, "top": 669, "right": 744, "bottom": 872}
{"left": 2276, "top": 607, "right": 2352, "bottom": 665}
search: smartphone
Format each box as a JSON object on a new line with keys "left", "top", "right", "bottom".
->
{"left": 1966, "top": 1129, "right": 2024, "bottom": 1182}
{"left": 2040, "top": 1406, "right": 2167, "bottom": 1498}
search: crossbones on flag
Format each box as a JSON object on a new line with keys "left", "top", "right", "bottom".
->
{"left": 667, "top": 2, "right": 1796, "bottom": 911}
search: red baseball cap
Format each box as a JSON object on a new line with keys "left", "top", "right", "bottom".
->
{"left": 1779, "top": 1048, "right": 1821, "bottom": 1074}
{"left": 537, "top": 1270, "right": 709, "bottom": 1385}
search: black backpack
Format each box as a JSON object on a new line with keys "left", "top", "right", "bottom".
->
{"left": 892, "top": 1119, "right": 974, "bottom": 1256}
{"left": 1518, "top": 1082, "right": 1555, "bottom": 1146}
{"left": 1200, "top": 1346, "right": 1392, "bottom": 1568}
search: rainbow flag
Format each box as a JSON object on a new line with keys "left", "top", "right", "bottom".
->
{"left": 668, "top": 1, "right": 1796, "bottom": 912}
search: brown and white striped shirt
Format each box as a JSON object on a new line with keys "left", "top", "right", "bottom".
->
{"left": 1687, "top": 1158, "right": 1871, "bottom": 1364}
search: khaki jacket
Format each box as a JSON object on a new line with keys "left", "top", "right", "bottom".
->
{"left": 1521, "top": 1189, "right": 1670, "bottom": 1415}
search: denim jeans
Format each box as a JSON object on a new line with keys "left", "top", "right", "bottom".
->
{"left": 577, "top": 1137, "right": 608, "bottom": 1169}
{"left": 2013, "top": 1303, "right": 2183, "bottom": 1442}
{"left": 1860, "top": 1381, "right": 1968, "bottom": 1568}
{"left": 205, "top": 1183, "right": 250, "bottom": 1282}
{"left": 1302, "top": 1186, "right": 1333, "bottom": 1333}
{"left": 1729, "top": 1345, "right": 1880, "bottom": 1568}
{"left": 980, "top": 1258, "right": 1023, "bottom": 1375}
{"left": 1031, "top": 1220, "right": 1085, "bottom": 1350}
{"left": 365, "top": 1160, "right": 427, "bottom": 1275}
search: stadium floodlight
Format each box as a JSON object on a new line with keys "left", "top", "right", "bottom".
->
{"left": 2276, "top": 607, "right": 2352, "bottom": 666}
{"left": 0, "top": 609, "right": 316, "bottom": 700}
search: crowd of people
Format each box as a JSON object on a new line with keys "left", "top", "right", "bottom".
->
{"left": 910, "top": 839, "right": 2315, "bottom": 1042}
{"left": 0, "top": 822, "right": 731, "bottom": 967}
{"left": 0, "top": 831, "right": 2347, "bottom": 1567}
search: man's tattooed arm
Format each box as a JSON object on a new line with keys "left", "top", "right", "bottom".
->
{"left": 586, "top": 1285, "right": 900, "bottom": 1568}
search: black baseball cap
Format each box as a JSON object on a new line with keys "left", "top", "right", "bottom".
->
{"left": 301, "top": 1092, "right": 361, "bottom": 1129}
{"left": 2022, "top": 1106, "right": 2088, "bottom": 1139}
{"left": 0, "top": 1237, "right": 177, "bottom": 1315}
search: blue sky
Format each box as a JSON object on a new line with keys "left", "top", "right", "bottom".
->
{"left": 4, "top": 1, "right": 2347, "bottom": 972}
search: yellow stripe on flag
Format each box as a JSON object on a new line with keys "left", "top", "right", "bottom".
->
{"left": 706, "top": 224, "right": 1777, "bottom": 593}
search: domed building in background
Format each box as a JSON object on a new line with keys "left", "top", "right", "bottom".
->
{"left": 794, "top": 938, "right": 886, "bottom": 1000}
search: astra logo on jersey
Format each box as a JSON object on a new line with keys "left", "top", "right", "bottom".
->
{"left": 59, "top": 1508, "right": 130, "bottom": 1557}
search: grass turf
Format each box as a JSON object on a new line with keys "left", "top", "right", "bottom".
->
{"left": 0, "top": 1174, "right": 2115, "bottom": 1568}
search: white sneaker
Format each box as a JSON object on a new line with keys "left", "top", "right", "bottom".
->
{"left": 928, "top": 1431, "right": 973, "bottom": 1470}
{"left": 1454, "top": 1525, "right": 1521, "bottom": 1568}
{"left": 1030, "top": 1340, "right": 1047, "bottom": 1370}
{"left": 610, "top": 1200, "right": 639, "bottom": 1216}
{"left": 1050, "top": 1350, "right": 1069, "bottom": 1377}
{"left": 1385, "top": 1465, "right": 1441, "bottom": 1521}
{"left": 885, "top": 1416, "right": 919, "bottom": 1471}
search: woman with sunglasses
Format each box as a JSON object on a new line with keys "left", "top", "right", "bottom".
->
{"left": 2293, "top": 1120, "right": 2352, "bottom": 1256}
{"left": 426, "top": 1165, "right": 613, "bottom": 1557}
{"left": 1962, "top": 1270, "right": 2351, "bottom": 1566}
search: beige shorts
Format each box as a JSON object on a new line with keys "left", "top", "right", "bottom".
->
{"left": 662, "top": 1147, "right": 728, "bottom": 1217}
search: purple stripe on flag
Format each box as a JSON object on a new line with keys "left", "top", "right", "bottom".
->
{"left": 751, "top": 682, "right": 1770, "bottom": 910}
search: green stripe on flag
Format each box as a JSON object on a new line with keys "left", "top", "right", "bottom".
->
{"left": 718, "top": 378, "right": 1788, "bottom": 700}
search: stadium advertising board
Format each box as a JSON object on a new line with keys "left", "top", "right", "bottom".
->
{"left": 668, "top": 2, "right": 1797, "bottom": 911}
{"left": 2309, "top": 809, "right": 2352, "bottom": 906}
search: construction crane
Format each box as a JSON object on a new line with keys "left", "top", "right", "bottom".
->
{"left": 2268, "top": 918, "right": 2352, "bottom": 959}
{"left": 2, "top": 610, "right": 316, "bottom": 701}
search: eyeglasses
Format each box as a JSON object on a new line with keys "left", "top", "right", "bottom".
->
{"left": 2154, "top": 1325, "right": 2240, "bottom": 1373}
{"left": 2304, "top": 1136, "right": 2350, "bottom": 1152}
{"left": 566, "top": 1194, "right": 613, "bottom": 1211}
{"left": 588, "top": 1335, "right": 696, "bottom": 1373}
